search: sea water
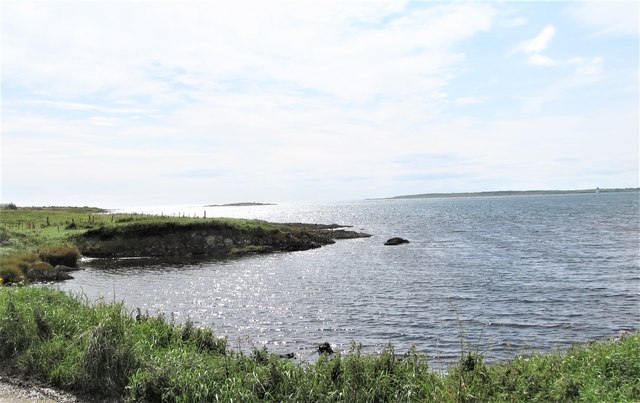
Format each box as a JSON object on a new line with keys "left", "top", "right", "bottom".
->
{"left": 54, "top": 192, "right": 640, "bottom": 367}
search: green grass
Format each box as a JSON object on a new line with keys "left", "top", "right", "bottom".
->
{"left": 0, "top": 207, "right": 280, "bottom": 252}
{"left": 0, "top": 206, "right": 286, "bottom": 283}
{"left": 1, "top": 286, "right": 638, "bottom": 402}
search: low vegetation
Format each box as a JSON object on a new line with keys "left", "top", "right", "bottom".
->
{"left": 0, "top": 206, "right": 365, "bottom": 283}
{"left": 0, "top": 286, "right": 638, "bottom": 402}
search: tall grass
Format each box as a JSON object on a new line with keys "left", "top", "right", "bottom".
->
{"left": 0, "top": 286, "right": 637, "bottom": 402}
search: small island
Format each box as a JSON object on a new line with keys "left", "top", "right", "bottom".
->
{"left": 205, "top": 202, "right": 276, "bottom": 207}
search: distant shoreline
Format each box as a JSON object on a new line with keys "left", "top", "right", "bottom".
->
{"left": 204, "top": 202, "right": 276, "bottom": 207}
{"left": 374, "top": 187, "right": 640, "bottom": 200}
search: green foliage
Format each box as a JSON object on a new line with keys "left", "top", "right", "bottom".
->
{"left": 0, "top": 207, "right": 288, "bottom": 283}
{"left": 0, "top": 279, "right": 638, "bottom": 402}
{"left": 0, "top": 252, "right": 37, "bottom": 284}
{"left": 80, "top": 305, "right": 139, "bottom": 395}
{"left": 229, "top": 245, "right": 270, "bottom": 255}
{"left": 38, "top": 245, "right": 81, "bottom": 267}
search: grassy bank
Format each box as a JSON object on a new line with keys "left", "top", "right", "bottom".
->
{"left": 0, "top": 206, "right": 277, "bottom": 254}
{"left": 1, "top": 286, "right": 638, "bottom": 402}
{"left": 0, "top": 206, "right": 367, "bottom": 284}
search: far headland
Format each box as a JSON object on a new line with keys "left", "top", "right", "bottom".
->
{"left": 374, "top": 187, "right": 639, "bottom": 200}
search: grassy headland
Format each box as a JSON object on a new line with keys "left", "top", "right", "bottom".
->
{"left": 0, "top": 286, "right": 638, "bottom": 402}
{"left": 0, "top": 206, "right": 369, "bottom": 285}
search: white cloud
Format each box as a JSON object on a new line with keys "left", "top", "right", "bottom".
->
{"left": 504, "top": 17, "right": 527, "bottom": 28}
{"left": 568, "top": 1, "right": 639, "bottom": 37}
{"left": 528, "top": 54, "right": 557, "bottom": 66}
{"left": 1, "top": 2, "right": 637, "bottom": 205}
{"left": 517, "top": 25, "right": 556, "bottom": 54}
{"left": 455, "top": 96, "right": 488, "bottom": 105}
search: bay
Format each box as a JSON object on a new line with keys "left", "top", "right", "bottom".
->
{"left": 53, "top": 192, "right": 640, "bottom": 368}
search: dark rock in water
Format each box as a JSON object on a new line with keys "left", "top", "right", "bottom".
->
{"left": 55, "top": 265, "right": 83, "bottom": 272}
{"left": 55, "top": 271, "right": 74, "bottom": 280}
{"left": 318, "top": 342, "right": 334, "bottom": 355}
{"left": 279, "top": 352, "right": 296, "bottom": 359}
{"left": 384, "top": 237, "right": 410, "bottom": 246}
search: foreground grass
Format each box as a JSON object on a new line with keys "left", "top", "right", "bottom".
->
{"left": 1, "top": 287, "right": 638, "bottom": 402}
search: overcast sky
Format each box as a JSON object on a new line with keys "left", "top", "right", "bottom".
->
{"left": 1, "top": 1, "right": 638, "bottom": 207}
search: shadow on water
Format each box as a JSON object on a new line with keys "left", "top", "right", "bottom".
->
{"left": 80, "top": 253, "right": 260, "bottom": 271}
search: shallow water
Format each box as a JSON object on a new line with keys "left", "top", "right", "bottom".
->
{"left": 54, "top": 192, "right": 640, "bottom": 367}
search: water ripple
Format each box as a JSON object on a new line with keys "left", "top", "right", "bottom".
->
{"left": 55, "top": 193, "right": 640, "bottom": 368}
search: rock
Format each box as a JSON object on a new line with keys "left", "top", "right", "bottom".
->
{"left": 27, "top": 262, "right": 74, "bottom": 282}
{"left": 384, "top": 237, "right": 410, "bottom": 246}
{"left": 54, "top": 265, "right": 83, "bottom": 272}
{"left": 279, "top": 352, "right": 296, "bottom": 359}
{"left": 318, "top": 342, "right": 334, "bottom": 355}
{"left": 56, "top": 271, "right": 74, "bottom": 280}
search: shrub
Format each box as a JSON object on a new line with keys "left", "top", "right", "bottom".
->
{"left": 39, "top": 246, "right": 80, "bottom": 267}
{"left": 29, "top": 261, "right": 54, "bottom": 271}
{"left": 79, "top": 306, "right": 139, "bottom": 396}
{"left": 0, "top": 298, "right": 34, "bottom": 359}
{"left": 0, "top": 252, "right": 37, "bottom": 284}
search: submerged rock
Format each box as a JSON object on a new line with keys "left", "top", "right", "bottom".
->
{"left": 384, "top": 237, "right": 410, "bottom": 246}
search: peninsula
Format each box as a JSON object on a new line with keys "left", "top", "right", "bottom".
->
{"left": 379, "top": 187, "right": 639, "bottom": 200}
{"left": 0, "top": 206, "right": 370, "bottom": 285}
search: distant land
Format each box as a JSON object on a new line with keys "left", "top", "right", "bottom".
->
{"left": 376, "top": 188, "right": 640, "bottom": 200}
{"left": 205, "top": 202, "right": 276, "bottom": 207}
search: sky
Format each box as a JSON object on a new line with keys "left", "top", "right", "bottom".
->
{"left": 1, "top": 1, "right": 638, "bottom": 207}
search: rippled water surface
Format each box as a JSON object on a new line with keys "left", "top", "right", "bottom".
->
{"left": 55, "top": 193, "right": 640, "bottom": 367}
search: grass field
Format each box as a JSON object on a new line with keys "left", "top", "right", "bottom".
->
{"left": 0, "top": 206, "right": 288, "bottom": 284}
{"left": 0, "top": 206, "right": 279, "bottom": 250}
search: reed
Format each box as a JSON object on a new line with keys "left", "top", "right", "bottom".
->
{"left": 0, "top": 286, "right": 637, "bottom": 402}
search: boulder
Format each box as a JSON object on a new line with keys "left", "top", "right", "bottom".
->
{"left": 384, "top": 237, "right": 410, "bottom": 246}
{"left": 27, "top": 262, "right": 74, "bottom": 282}
{"left": 318, "top": 342, "right": 334, "bottom": 355}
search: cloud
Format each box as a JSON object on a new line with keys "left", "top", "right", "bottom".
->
{"left": 517, "top": 25, "right": 556, "bottom": 54}
{"left": 455, "top": 96, "right": 489, "bottom": 105}
{"left": 568, "top": 1, "right": 639, "bottom": 37}
{"left": 1, "top": 1, "right": 495, "bottom": 105}
{"left": 1, "top": 2, "right": 637, "bottom": 205}
{"left": 528, "top": 54, "right": 556, "bottom": 66}
{"left": 511, "top": 25, "right": 563, "bottom": 67}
